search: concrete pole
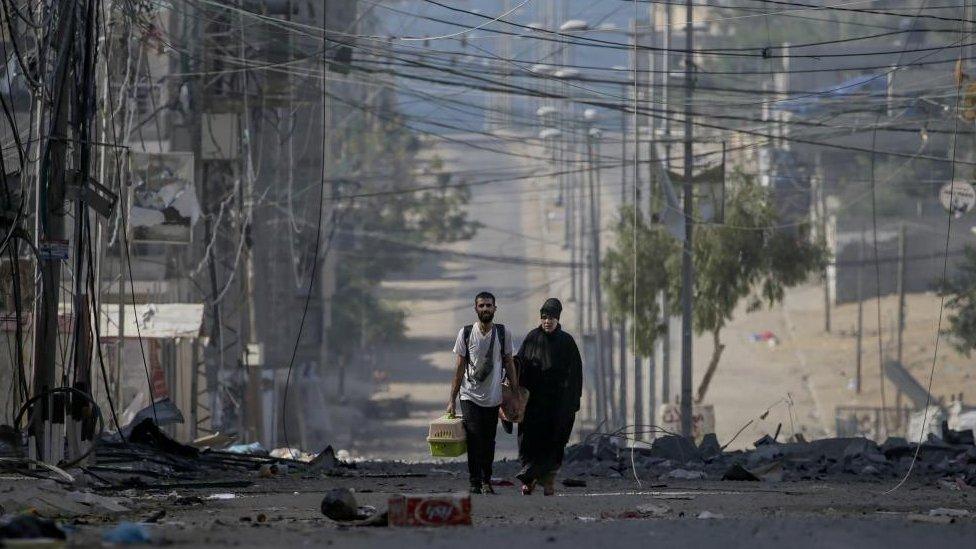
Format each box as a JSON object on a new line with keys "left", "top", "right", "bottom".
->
{"left": 679, "top": 0, "right": 696, "bottom": 438}
{"left": 32, "top": 1, "right": 77, "bottom": 463}
{"left": 856, "top": 229, "right": 864, "bottom": 394}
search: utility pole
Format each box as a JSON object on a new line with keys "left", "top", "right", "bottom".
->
{"left": 856, "top": 229, "right": 865, "bottom": 394}
{"left": 895, "top": 223, "right": 907, "bottom": 421}
{"left": 630, "top": 15, "right": 642, "bottom": 435}
{"left": 679, "top": 0, "right": 696, "bottom": 438}
{"left": 588, "top": 132, "right": 609, "bottom": 428}
{"left": 238, "top": 4, "right": 262, "bottom": 444}
{"left": 661, "top": 0, "right": 673, "bottom": 409}
{"left": 817, "top": 176, "right": 830, "bottom": 334}
{"left": 32, "top": 1, "right": 77, "bottom": 464}
{"left": 647, "top": 1, "right": 658, "bottom": 434}
{"left": 68, "top": 0, "right": 99, "bottom": 463}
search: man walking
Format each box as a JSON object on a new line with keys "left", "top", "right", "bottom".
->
{"left": 515, "top": 298, "right": 582, "bottom": 496}
{"left": 447, "top": 291, "right": 517, "bottom": 494}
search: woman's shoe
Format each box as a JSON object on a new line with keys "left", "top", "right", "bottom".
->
{"left": 469, "top": 483, "right": 483, "bottom": 495}
{"left": 482, "top": 482, "right": 496, "bottom": 494}
{"left": 542, "top": 474, "right": 556, "bottom": 496}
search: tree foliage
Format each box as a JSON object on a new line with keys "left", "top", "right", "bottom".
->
{"left": 327, "top": 122, "right": 478, "bottom": 364}
{"left": 938, "top": 246, "right": 976, "bottom": 357}
{"left": 603, "top": 170, "right": 827, "bottom": 400}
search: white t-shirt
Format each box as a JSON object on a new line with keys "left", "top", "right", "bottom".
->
{"left": 452, "top": 324, "right": 515, "bottom": 407}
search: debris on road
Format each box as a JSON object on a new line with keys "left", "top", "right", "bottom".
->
{"left": 388, "top": 493, "right": 472, "bottom": 527}
{"left": 929, "top": 508, "right": 971, "bottom": 518}
{"left": 0, "top": 514, "right": 66, "bottom": 542}
{"left": 697, "top": 511, "right": 725, "bottom": 520}
{"left": 635, "top": 503, "right": 671, "bottom": 517}
{"left": 562, "top": 429, "right": 976, "bottom": 486}
{"left": 102, "top": 522, "right": 151, "bottom": 544}
{"left": 722, "top": 464, "right": 759, "bottom": 481}
{"left": 321, "top": 488, "right": 362, "bottom": 521}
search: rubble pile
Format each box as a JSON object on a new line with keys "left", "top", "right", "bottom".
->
{"left": 562, "top": 423, "right": 976, "bottom": 486}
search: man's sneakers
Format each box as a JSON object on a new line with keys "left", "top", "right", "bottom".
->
{"left": 469, "top": 482, "right": 497, "bottom": 495}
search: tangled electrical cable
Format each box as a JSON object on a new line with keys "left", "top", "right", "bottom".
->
{"left": 15, "top": 387, "right": 105, "bottom": 470}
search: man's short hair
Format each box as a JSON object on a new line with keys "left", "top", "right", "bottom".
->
{"left": 474, "top": 291, "right": 496, "bottom": 305}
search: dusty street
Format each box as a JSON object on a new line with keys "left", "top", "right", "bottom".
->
{"left": 25, "top": 469, "right": 976, "bottom": 548}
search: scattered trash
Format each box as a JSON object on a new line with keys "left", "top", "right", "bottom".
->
{"left": 270, "top": 447, "right": 316, "bottom": 462}
{"left": 749, "top": 461, "right": 784, "bottom": 483}
{"left": 388, "top": 493, "right": 471, "bottom": 527}
{"left": 575, "top": 516, "right": 597, "bottom": 523}
{"left": 648, "top": 435, "right": 701, "bottom": 462}
{"left": 908, "top": 513, "right": 954, "bottom": 525}
{"left": 225, "top": 442, "right": 268, "bottom": 456}
{"left": 142, "top": 510, "right": 166, "bottom": 523}
{"left": 0, "top": 480, "right": 128, "bottom": 517}
{"left": 941, "top": 421, "right": 975, "bottom": 446}
{"left": 102, "top": 522, "right": 151, "bottom": 545}
{"left": 635, "top": 503, "right": 671, "bottom": 517}
{"left": 697, "top": 511, "right": 725, "bottom": 520}
{"left": 321, "top": 488, "right": 361, "bottom": 521}
{"left": 698, "top": 433, "right": 722, "bottom": 459}
{"left": 722, "top": 464, "right": 759, "bottom": 481}
{"left": 128, "top": 418, "right": 199, "bottom": 459}
{"left": 354, "top": 511, "right": 389, "bottom": 528}
{"left": 189, "top": 432, "right": 237, "bottom": 449}
{"left": 308, "top": 446, "right": 339, "bottom": 472}
{"left": 258, "top": 463, "right": 289, "bottom": 478}
{"left": 665, "top": 469, "right": 705, "bottom": 480}
{"left": 561, "top": 478, "right": 587, "bottom": 488}
{"left": 929, "top": 508, "right": 971, "bottom": 518}
{"left": 748, "top": 331, "right": 779, "bottom": 347}
{"left": 206, "top": 493, "right": 237, "bottom": 501}
{"left": 173, "top": 496, "right": 203, "bottom": 506}
{"left": 0, "top": 514, "right": 66, "bottom": 542}
{"left": 429, "top": 468, "right": 457, "bottom": 476}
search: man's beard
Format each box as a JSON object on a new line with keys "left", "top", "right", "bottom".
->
{"left": 478, "top": 310, "right": 495, "bottom": 323}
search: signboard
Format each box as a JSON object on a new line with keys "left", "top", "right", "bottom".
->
{"left": 939, "top": 181, "right": 976, "bottom": 218}
{"left": 659, "top": 403, "right": 716, "bottom": 444}
{"left": 39, "top": 238, "right": 69, "bottom": 260}
{"left": 129, "top": 152, "right": 200, "bottom": 244}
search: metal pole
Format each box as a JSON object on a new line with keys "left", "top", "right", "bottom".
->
{"left": 895, "top": 223, "right": 906, "bottom": 424}
{"left": 589, "top": 135, "right": 609, "bottom": 427}
{"left": 661, "top": 1, "right": 672, "bottom": 409}
{"left": 856, "top": 229, "right": 865, "bottom": 394}
{"left": 32, "top": 1, "right": 77, "bottom": 463}
{"left": 679, "top": 0, "right": 696, "bottom": 438}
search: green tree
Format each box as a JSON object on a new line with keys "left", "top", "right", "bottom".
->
{"left": 938, "top": 246, "right": 976, "bottom": 356}
{"left": 326, "top": 118, "right": 478, "bottom": 376}
{"left": 603, "top": 170, "right": 827, "bottom": 403}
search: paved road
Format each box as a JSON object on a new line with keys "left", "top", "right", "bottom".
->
{"left": 62, "top": 473, "right": 976, "bottom": 548}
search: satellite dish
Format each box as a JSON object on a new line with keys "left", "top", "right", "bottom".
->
{"left": 939, "top": 181, "right": 976, "bottom": 218}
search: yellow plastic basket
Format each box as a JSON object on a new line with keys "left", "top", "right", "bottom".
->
{"left": 427, "top": 414, "right": 466, "bottom": 458}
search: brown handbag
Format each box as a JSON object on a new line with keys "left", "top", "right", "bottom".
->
{"left": 500, "top": 381, "right": 529, "bottom": 423}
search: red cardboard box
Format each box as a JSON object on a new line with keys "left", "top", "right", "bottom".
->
{"left": 388, "top": 493, "right": 472, "bottom": 527}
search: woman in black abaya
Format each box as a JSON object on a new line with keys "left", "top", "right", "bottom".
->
{"left": 515, "top": 298, "right": 582, "bottom": 496}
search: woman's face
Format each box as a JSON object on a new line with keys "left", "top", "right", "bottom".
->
{"left": 541, "top": 314, "right": 558, "bottom": 333}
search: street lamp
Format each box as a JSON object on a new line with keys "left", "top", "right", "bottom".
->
{"left": 560, "top": 19, "right": 589, "bottom": 32}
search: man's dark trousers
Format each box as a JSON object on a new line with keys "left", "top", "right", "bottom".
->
{"left": 460, "top": 400, "right": 499, "bottom": 487}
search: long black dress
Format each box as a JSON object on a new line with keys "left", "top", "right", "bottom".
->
{"left": 515, "top": 324, "right": 583, "bottom": 484}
